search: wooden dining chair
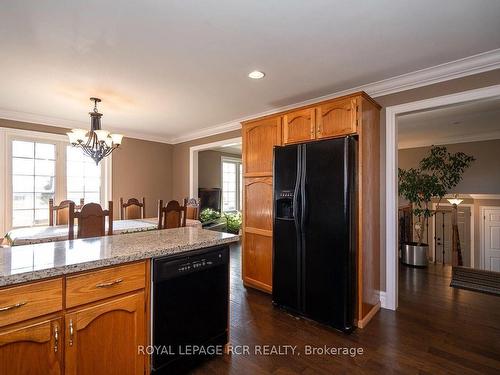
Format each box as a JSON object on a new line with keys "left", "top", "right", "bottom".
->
{"left": 49, "top": 198, "right": 84, "bottom": 226}
{"left": 119, "top": 197, "right": 146, "bottom": 219}
{"left": 158, "top": 200, "right": 187, "bottom": 229}
{"left": 183, "top": 197, "right": 200, "bottom": 220}
{"left": 69, "top": 201, "right": 113, "bottom": 240}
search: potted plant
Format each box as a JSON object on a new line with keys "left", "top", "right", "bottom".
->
{"left": 223, "top": 211, "right": 242, "bottom": 234}
{"left": 398, "top": 146, "right": 474, "bottom": 266}
{"left": 199, "top": 208, "right": 222, "bottom": 228}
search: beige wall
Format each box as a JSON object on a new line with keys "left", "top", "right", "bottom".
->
{"left": 0, "top": 118, "right": 69, "bottom": 135}
{"left": 198, "top": 150, "right": 241, "bottom": 190}
{"left": 171, "top": 130, "right": 241, "bottom": 201}
{"left": 111, "top": 137, "right": 173, "bottom": 218}
{"left": 398, "top": 139, "right": 500, "bottom": 194}
{"left": 0, "top": 118, "right": 173, "bottom": 219}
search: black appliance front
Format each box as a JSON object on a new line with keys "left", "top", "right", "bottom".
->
{"left": 273, "top": 144, "right": 302, "bottom": 312}
{"left": 272, "top": 137, "right": 356, "bottom": 333}
{"left": 152, "top": 246, "right": 229, "bottom": 374}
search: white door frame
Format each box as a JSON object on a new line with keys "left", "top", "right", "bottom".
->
{"left": 431, "top": 202, "right": 474, "bottom": 266}
{"left": 479, "top": 205, "right": 500, "bottom": 270}
{"left": 189, "top": 137, "right": 242, "bottom": 198}
{"left": 384, "top": 84, "right": 500, "bottom": 311}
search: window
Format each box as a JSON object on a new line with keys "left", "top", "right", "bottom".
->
{"left": 222, "top": 158, "right": 242, "bottom": 212}
{"left": 0, "top": 127, "right": 112, "bottom": 232}
{"left": 12, "top": 140, "right": 56, "bottom": 227}
{"left": 66, "top": 146, "right": 102, "bottom": 204}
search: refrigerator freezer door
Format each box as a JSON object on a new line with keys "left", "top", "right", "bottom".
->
{"left": 273, "top": 144, "right": 302, "bottom": 311}
{"left": 301, "top": 138, "right": 355, "bottom": 331}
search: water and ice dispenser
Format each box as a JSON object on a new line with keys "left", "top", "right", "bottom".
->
{"left": 275, "top": 190, "right": 295, "bottom": 219}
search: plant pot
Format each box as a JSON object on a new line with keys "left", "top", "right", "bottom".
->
{"left": 401, "top": 242, "right": 428, "bottom": 267}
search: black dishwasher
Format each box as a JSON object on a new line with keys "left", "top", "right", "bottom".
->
{"left": 151, "top": 245, "right": 229, "bottom": 374}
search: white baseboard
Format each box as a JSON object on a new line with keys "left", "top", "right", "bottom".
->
{"left": 380, "top": 291, "right": 388, "bottom": 309}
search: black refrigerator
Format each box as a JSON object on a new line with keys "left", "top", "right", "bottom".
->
{"left": 272, "top": 136, "right": 357, "bottom": 333}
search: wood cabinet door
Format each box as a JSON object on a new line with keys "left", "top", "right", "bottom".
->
{"left": 244, "top": 177, "right": 273, "bottom": 232}
{"left": 243, "top": 117, "right": 281, "bottom": 176}
{"left": 243, "top": 177, "right": 273, "bottom": 292}
{"left": 316, "top": 97, "right": 358, "bottom": 139}
{"left": 0, "top": 317, "right": 62, "bottom": 375}
{"left": 65, "top": 292, "right": 146, "bottom": 375}
{"left": 282, "top": 108, "right": 316, "bottom": 145}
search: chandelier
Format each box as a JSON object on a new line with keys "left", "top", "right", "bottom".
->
{"left": 67, "top": 97, "right": 123, "bottom": 165}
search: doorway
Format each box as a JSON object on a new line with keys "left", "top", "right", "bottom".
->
{"left": 385, "top": 84, "right": 500, "bottom": 310}
{"left": 481, "top": 206, "right": 500, "bottom": 271}
{"left": 433, "top": 205, "right": 472, "bottom": 266}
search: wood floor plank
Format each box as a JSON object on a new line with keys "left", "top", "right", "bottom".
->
{"left": 191, "top": 244, "right": 500, "bottom": 374}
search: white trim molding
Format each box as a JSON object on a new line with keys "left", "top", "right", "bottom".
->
{"left": 379, "top": 292, "right": 387, "bottom": 309}
{"left": 188, "top": 137, "right": 242, "bottom": 198}
{"left": 2, "top": 49, "right": 500, "bottom": 145}
{"left": 479, "top": 205, "right": 500, "bottom": 270}
{"left": 384, "top": 84, "right": 500, "bottom": 311}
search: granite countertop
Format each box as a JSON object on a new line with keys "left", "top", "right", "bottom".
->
{"left": 0, "top": 227, "right": 239, "bottom": 287}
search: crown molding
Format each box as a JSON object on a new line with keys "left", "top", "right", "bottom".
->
{"left": 167, "top": 119, "right": 242, "bottom": 144}
{"left": 1, "top": 49, "right": 499, "bottom": 145}
{"left": 398, "top": 130, "right": 500, "bottom": 149}
{"left": 169, "top": 48, "right": 500, "bottom": 144}
{"left": 0, "top": 108, "right": 174, "bottom": 145}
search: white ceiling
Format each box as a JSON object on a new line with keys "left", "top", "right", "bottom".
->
{"left": 398, "top": 96, "right": 500, "bottom": 149}
{"left": 210, "top": 143, "right": 242, "bottom": 156}
{"left": 1, "top": 0, "right": 500, "bottom": 142}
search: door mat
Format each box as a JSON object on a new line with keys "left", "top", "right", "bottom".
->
{"left": 451, "top": 266, "right": 500, "bottom": 296}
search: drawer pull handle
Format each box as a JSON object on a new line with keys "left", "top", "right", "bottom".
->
{"left": 95, "top": 278, "right": 123, "bottom": 288}
{"left": 0, "top": 300, "right": 27, "bottom": 312}
{"left": 69, "top": 319, "right": 74, "bottom": 346}
{"left": 54, "top": 325, "right": 59, "bottom": 353}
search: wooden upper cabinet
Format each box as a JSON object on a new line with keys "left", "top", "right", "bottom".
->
{"left": 316, "top": 97, "right": 358, "bottom": 139}
{"left": 65, "top": 292, "right": 146, "bottom": 375}
{"left": 282, "top": 108, "right": 316, "bottom": 145}
{"left": 0, "top": 317, "right": 63, "bottom": 375}
{"left": 243, "top": 117, "right": 281, "bottom": 176}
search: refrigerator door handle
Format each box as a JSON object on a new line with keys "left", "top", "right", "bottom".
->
{"left": 299, "top": 144, "right": 307, "bottom": 312}
{"left": 300, "top": 144, "right": 307, "bottom": 229}
{"left": 293, "top": 145, "right": 303, "bottom": 310}
{"left": 292, "top": 146, "right": 302, "bottom": 223}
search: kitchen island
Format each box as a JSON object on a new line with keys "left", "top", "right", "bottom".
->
{"left": 0, "top": 227, "right": 239, "bottom": 375}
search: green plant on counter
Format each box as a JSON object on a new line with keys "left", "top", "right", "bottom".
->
{"left": 223, "top": 211, "right": 242, "bottom": 234}
{"left": 199, "top": 208, "right": 221, "bottom": 223}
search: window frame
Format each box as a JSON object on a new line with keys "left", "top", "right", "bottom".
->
{"left": 221, "top": 156, "right": 242, "bottom": 213}
{"left": 0, "top": 127, "right": 112, "bottom": 233}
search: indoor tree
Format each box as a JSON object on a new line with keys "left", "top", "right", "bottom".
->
{"left": 398, "top": 146, "right": 475, "bottom": 246}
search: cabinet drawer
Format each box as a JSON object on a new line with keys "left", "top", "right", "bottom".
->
{"left": 66, "top": 261, "right": 146, "bottom": 308}
{"left": 0, "top": 278, "right": 62, "bottom": 328}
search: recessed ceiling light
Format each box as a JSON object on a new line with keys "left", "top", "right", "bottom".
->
{"left": 248, "top": 70, "right": 265, "bottom": 79}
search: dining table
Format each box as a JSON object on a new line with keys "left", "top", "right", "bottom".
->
{"left": 2, "top": 217, "right": 203, "bottom": 247}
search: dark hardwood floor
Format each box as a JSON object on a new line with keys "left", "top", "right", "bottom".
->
{"left": 193, "top": 244, "right": 500, "bottom": 374}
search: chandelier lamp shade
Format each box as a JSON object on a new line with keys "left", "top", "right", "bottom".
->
{"left": 67, "top": 97, "right": 123, "bottom": 165}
